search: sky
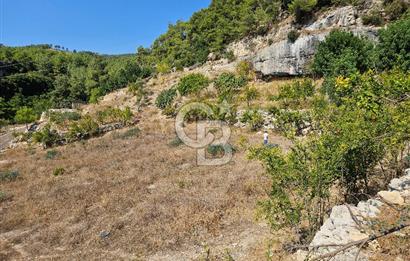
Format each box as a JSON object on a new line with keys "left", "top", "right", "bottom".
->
{"left": 0, "top": 0, "right": 211, "bottom": 54}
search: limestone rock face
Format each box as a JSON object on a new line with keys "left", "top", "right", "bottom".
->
{"left": 230, "top": 6, "right": 380, "bottom": 77}
{"left": 253, "top": 33, "right": 327, "bottom": 76}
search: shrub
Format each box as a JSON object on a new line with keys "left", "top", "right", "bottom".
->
{"left": 96, "top": 107, "right": 133, "bottom": 125}
{"left": 385, "top": 0, "right": 409, "bottom": 20}
{"left": 0, "top": 191, "right": 8, "bottom": 202}
{"left": 312, "top": 30, "right": 375, "bottom": 77}
{"left": 241, "top": 86, "right": 260, "bottom": 107}
{"left": 45, "top": 149, "right": 59, "bottom": 160}
{"left": 53, "top": 167, "right": 65, "bottom": 176}
{"left": 48, "top": 111, "right": 81, "bottom": 125}
{"left": 275, "top": 79, "right": 315, "bottom": 106}
{"left": 89, "top": 88, "right": 104, "bottom": 104}
{"left": 241, "top": 110, "right": 264, "bottom": 131}
{"left": 0, "top": 171, "right": 20, "bottom": 182}
{"left": 169, "top": 137, "right": 184, "bottom": 147}
{"left": 287, "top": 30, "right": 301, "bottom": 43}
{"left": 68, "top": 116, "right": 99, "bottom": 140}
{"left": 155, "top": 88, "right": 177, "bottom": 109}
{"left": 214, "top": 72, "right": 247, "bottom": 102}
{"left": 236, "top": 60, "right": 255, "bottom": 80}
{"left": 362, "top": 10, "right": 384, "bottom": 25}
{"left": 113, "top": 127, "right": 140, "bottom": 140}
{"left": 376, "top": 15, "right": 410, "bottom": 71}
{"left": 288, "top": 0, "right": 317, "bottom": 24}
{"left": 274, "top": 110, "right": 311, "bottom": 137}
{"left": 32, "top": 124, "right": 61, "bottom": 148}
{"left": 14, "top": 107, "right": 37, "bottom": 128}
{"left": 176, "top": 73, "right": 209, "bottom": 96}
{"left": 207, "top": 144, "right": 234, "bottom": 157}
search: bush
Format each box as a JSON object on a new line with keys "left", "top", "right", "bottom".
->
{"left": 176, "top": 73, "right": 209, "bottom": 96}
{"left": 68, "top": 116, "right": 99, "bottom": 140}
{"left": 169, "top": 137, "right": 184, "bottom": 147}
{"left": 312, "top": 30, "right": 375, "bottom": 77}
{"left": 275, "top": 79, "right": 315, "bottom": 107}
{"left": 385, "top": 0, "right": 409, "bottom": 20}
{"left": 155, "top": 88, "right": 177, "bottom": 109}
{"left": 45, "top": 149, "right": 59, "bottom": 160}
{"left": 287, "top": 30, "right": 301, "bottom": 43}
{"left": 288, "top": 0, "right": 317, "bottom": 24}
{"left": 14, "top": 106, "right": 37, "bottom": 127}
{"left": 376, "top": 15, "right": 410, "bottom": 71}
{"left": 32, "top": 124, "right": 61, "bottom": 148}
{"left": 48, "top": 111, "right": 81, "bottom": 125}
{"left": 214, "top": 72, "right": 247, "bottom": 102}
{"left": 0, "top": 170, "right": 20, "bottom": 182}
{"left": 96, "top": 107, "right": 133, "bottom": 125}
{"left": 241, "top": 110, "right": 264, "bottom": 131}
{"left": 362, "top": 10, "right": 384, "bottom": 25}
{"left": 113, "top": 127, "right": 140, "bottom": 140}
{"left": 207, "top": 144, "right": 234, "bottom": 157}
{"left": 53, "top": 167, "right": 65, "bottom": 176}
{"left": 236, "top": 60, "right": 255, "bottom": 80}
{"left": 241, "top": 86, "right": 260, "bottom": 107}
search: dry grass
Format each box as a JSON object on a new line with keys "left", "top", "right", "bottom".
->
{"left": 0, "top": 106, "right": 292, "bottom": 260}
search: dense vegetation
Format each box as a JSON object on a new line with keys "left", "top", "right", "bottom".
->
{"left": 250, "top": 15, "right": 410, "bottom": 241}
{"left": 0, "top": 45, "right": 151, "bottom": 122}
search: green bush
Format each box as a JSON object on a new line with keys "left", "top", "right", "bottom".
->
{"left": 176, "top": 73, "right": 209, "bottom": 96}
{"left": 287, "top": 30, "right": 301, "bottom": 43}
{"left": 288, "top": 0, "right": 317, "bottom": 24}
{"left": 113, "top": 127, "right": 140, "bottom": 140}
{"left": 32, "top": 124, "right": 61, "bottom": 148}
{"left": 241, "top": 110, "right": 264, "bottom": 131}
{"left": 236, "top": 60, "right": 255, "bottom": 80}
{"left": 385, "top": 0, "right": 409, "bottom": 20}
{"left": 0, "top": 171, "right": 20, "bottom": 182}
{"left": 45, "top": 149, "right": 59, "bottom": 160}
{"left": 48, "top": 111, "right": 81, "bottom": 125}
{"left": 312, "top": 30, "right": 375, "bottom": 77}
{"left": 155, "top": 88, "right": 177, "bottom": 109}
{"left": 53, "top": 167, "right": 65, "bottom": 176}
{"left": 376, "top": 15, "right": 410, "bottom": 71}
{"left": 207, "top": 144, "right": 234, "bottom": 157}
{"left": 96, "top": 107, "right": 133, "bottom": 125}
{"left": 214, "top": 72, "right": 247, "bottom": 102}
{"left": 275, "top": 79, "right": 315, "bottom": 107}
{"left": 14, "top": 106, "right": 37, "bottom": 127}
{"left": 362, "top": 10, "right": 384, "bottom": 25}
{"left": 169, "top": 137, "right": 184, "bottom": 147}
{"left": 68, "top": 116, "right": 99, "bottom": 140}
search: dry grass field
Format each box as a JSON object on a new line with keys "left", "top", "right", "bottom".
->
{"left": 0, "top": 73, "right": 294, "bottom": 260}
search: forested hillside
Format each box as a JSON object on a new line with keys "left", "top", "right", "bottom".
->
{"left": 0, "top": 45, "right": 151, "bottom": 122}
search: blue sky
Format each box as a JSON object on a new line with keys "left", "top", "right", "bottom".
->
{"left": 0, "top": 0, "right": 211, "bottom": 54}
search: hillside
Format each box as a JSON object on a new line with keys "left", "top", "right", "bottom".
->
{"left": 1, "top": 0, "right": 410, "bottom": 260}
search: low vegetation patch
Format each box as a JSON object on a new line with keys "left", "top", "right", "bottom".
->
{"left": 0, "top": 171, "right": 20, "bottom": 182}
{"left": 176, "top": 73, "right": 209, "bottom": 96}
{"left": 53, "top": 167, "right": 65, "bottom": 177}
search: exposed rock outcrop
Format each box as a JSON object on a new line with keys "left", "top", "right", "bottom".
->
{"left": 296, "top": 169, "right": 410, "bottom": 261}
{"left": 229, "top": 6, "right": 380, "bottom": 77}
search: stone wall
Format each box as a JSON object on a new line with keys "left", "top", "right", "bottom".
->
{"left": 295, "top": 168, "right": 410, "bottom": 261}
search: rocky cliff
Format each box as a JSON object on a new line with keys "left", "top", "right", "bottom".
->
{"left": 228, "top": 6, "right": 380, "bottom": 77}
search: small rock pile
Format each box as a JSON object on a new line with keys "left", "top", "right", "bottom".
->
{"left": 296, "top": 168, "right": 410, "bottom": 261}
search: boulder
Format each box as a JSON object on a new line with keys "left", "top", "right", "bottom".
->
{"left": 378, "top": 191, "right": 405, "bottom": 206}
